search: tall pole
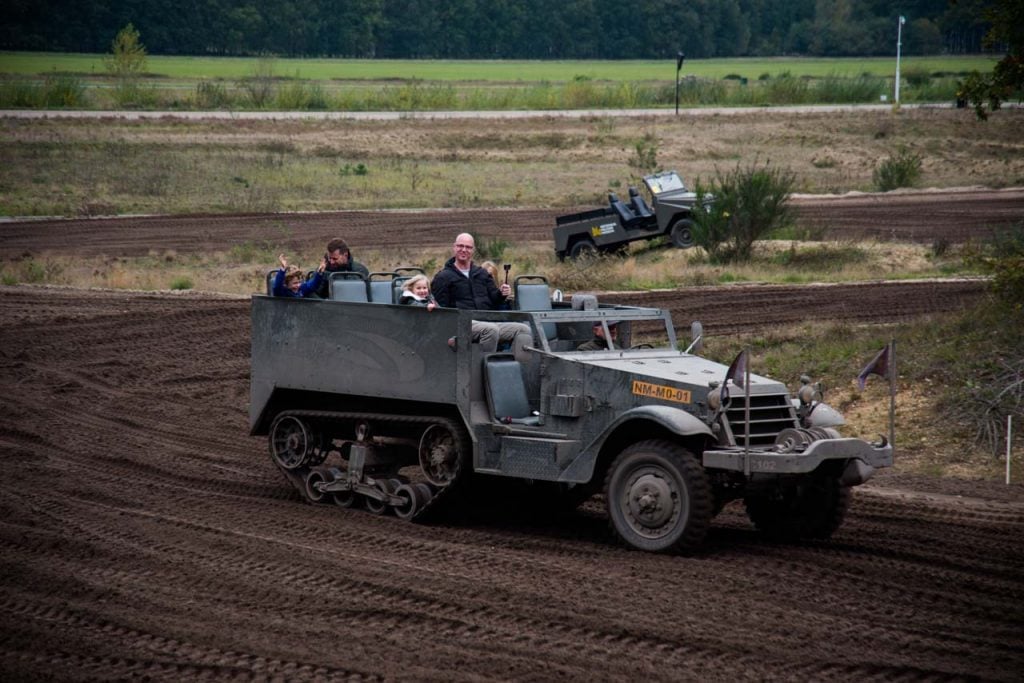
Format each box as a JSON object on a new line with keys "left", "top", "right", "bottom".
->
{"left": 894, "top": 15, "right": 906, "bottom": 109}
{"left": 675, "top": 52, "right": 684, "bottom": 115}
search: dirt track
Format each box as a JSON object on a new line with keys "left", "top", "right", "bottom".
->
{"left": 1, "top": 187, "right": 1021, "bottom": 259}
{"left": 1, "top": 189, "right": 1023, "bottom": 680}
{"left": 1, "top": 284, "right": 1022, "bottom": 681}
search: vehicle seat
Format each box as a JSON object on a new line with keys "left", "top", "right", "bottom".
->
{"left": 368, "top": 272, "right": 395, "bottom": 303}
{"left": 628, "top": 187, "right": 653, "bottom": 218}
{"left": 514, "top": 275, "right": 556, "bottom": 341}
{"left": 609, "top": 192, "right": 639, "bottom": 226}
{"left": 265, "top": 269, "right": 277, "bottom": 295}
{"left": 484, "top": 354, "right": 540, "bottom": 426}
{"left": 329, "top": 272, "right": 369, "bottom": 302}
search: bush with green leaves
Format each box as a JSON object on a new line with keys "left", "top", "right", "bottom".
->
{"left": 195, "top": 80, "right": 233, "bottom": 109}
{"left": 105, "top": 24, "right": 148, "bottom": 107}
{"left": 690, "top": 161, "right": 796, "bottom": 263}
{"left": 965, "top": 222, "right": 1024, "bottom": 309}
{"left": 873, "top": 147, "right": 922, "bottom": 191}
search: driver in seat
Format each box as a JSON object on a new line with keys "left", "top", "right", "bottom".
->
{"left": 576, "top": 320, "right": 618, "bottom": 351}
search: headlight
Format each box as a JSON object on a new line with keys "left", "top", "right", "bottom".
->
{"left": 707, "top": 384, "right": 724, "bottom": 411}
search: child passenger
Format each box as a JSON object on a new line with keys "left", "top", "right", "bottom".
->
{"left": 398, "top": 274, "right": 437, "bottom": 311}
{"left": 272, "top": 253, "right": 325, "bottom": 298}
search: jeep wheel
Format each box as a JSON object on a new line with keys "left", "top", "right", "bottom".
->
{"left": 744, "top": 476, "right": 851, "bottom": 540}
{"left": 669, "top": 218, "right": 695, "bottom": 249}
{"left": 568, "top": 238, "right": 598, "bottom": 260}
{"left": 604, "top": 440, "right": 712, "bottom": 552}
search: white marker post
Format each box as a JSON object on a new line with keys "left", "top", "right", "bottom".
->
{"left": 1008, "top": 415, "right": 1013, "bottom": 485}
{"left": 894, "top": 15, "right": 906, "bottom": 109}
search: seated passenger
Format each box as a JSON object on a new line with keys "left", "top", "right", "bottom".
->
{"left": 312, "top": 238, "right": 370, "bottom": 299}
{"left": 398, "top": 274, "right": 437, "bottom": 311}
{"left": 272, "top": 253, "right": 324, "bottom": 298}
{"left": 577, "top": 320, "right": 618, "bottom": 351}
{"left": 431, "top": 233, "right": 531, "bottom": 356}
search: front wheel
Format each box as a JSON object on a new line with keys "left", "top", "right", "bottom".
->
{"left": 744, "top": 476, "right": 851, "bottom": 540}
{"left": 669, "top": 218, "right": 696, "bottom": 249}
{"left": 604, "top": 440, "right": 712, "bottom": 553}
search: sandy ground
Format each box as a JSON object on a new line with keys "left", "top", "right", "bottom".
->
{"left": 1, "top": 191, "right": 1023, "bottom": 680}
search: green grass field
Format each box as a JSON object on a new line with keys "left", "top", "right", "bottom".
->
{"left": 0, "top": 51, "right": 997, "bottom": 82}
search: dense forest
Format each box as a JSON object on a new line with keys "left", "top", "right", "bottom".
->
{"left": 1, "top": 0, "right": 996, "bottom": 59}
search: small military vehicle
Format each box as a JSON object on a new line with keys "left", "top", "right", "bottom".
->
{"left": 553, "top": 170, "right": 701, "bottom": 260}
{"left": 250, "top": 274, "right": 892, "bottom": 553}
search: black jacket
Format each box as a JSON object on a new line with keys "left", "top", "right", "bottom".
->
{"left": 431, "top": 258, "right": 507, "bottom": 310}
{"left": 312, "top": 255, "right": 369, "bottom": 299}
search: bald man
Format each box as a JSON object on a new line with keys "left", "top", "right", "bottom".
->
{"left": 431, "top": 233, "right": 531, "bottom": 355}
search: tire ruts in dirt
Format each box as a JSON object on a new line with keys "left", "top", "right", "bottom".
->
{"left": 1, "top": 286, "right": 1022, "bottom": 681}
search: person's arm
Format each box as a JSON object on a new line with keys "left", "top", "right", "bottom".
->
{"left": 481, "top": 270, "right": 509, "bottom": 308}
{"left": 271, "top": 268, "right": 287, "bottom": 296}
{"left": 299, "top": 272, "right": 322, "bottom": 297}
{"left": 431, "top": 272, "right": 450, "bottom": 307}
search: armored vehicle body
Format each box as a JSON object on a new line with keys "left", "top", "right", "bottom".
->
{"left": 553, "top": 170, "right": 701, "bottom": 260}
{"left": 251, "top": 275, "right": 892, "bottom": 552}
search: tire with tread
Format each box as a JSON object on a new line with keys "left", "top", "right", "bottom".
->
{"left": 744, "top": 476, "right": 851, "bottom": 540}
{"left": 568, "top": 239, "right": 598, "bottom": 260}
{"left": 604, "top": 439, "right": 712, "bottom": 552}
{"left": 669, "top": 218, "right": 696, "bottom": 249}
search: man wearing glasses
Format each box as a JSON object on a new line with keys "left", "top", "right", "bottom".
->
{"left": 431, "top": 233, "right": 531, "bottom": 355}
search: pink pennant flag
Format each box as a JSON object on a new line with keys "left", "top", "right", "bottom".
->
{"left": 857, "top": 344, "right": 891, "bottom": 390}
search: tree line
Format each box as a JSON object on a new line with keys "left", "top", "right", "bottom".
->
{"left": 2, "top": 0, "right": 997, "bottom": 60}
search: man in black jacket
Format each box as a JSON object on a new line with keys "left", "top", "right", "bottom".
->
{"left": 312, "top": 238, "right": 370, "bottom": 299}
{"left": 431, "top": 233, "right": 531, "bottom": 354}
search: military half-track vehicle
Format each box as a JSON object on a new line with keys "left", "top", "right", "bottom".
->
{"left": 553, "top": 170, "right": 701, "bottom": 260}
{"left": 250, "top": 275, "right": 893, "bottom": 553}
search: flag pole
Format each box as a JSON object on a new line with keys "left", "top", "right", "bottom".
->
{"left": 1007, "top": 415, "right": 1013, "bottom": 485}
{"left": 888, "top": 339, "right": 896, "bottom": 452}
{"left": 744, "top": 346, "right": 751, "bottom": 465}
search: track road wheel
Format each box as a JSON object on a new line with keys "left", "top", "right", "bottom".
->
{"left": 394, "top": 482, "right": 434, "bottom": 520}
{"left": 365, "top": 479, "right": 395, "bottom": 515}
{"left": 333, "top": 487, "right": 360, "bottom": 509}
{"left": 604, "top": 440, "right": 712, "bottom": 553}
{"left": 269, "top": 414, "right": 319, "bottom": 470}
{"left": 304, "top": 468, "right": 330, "bottom": 504}
{"left": 744, "top": 476, "right": 851, "bottom": 540}
{"left": 669, "top": 218, "right": 696, "bottom": 249}
{"left": 569, "top": 239, "right": 598, "bottom": 260}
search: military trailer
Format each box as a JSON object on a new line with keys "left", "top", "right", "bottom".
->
{"left": 553, "top": 170, "right": 701, "bottom": 260}
{"left": 250, "top": 276, "right": 893, "bottom": 553}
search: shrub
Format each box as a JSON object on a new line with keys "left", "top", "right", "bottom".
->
{"left": 476, "top": 236, "right": 510, "bottom": 261}
{"left": 42, "top": 75, "right": 87, "bottom": 107}
{"left": 965, "top": 222, "right": 1024, "bottom": 308}
{"left": 873, "top": 147, "right": 922, "bottom": 191}
{"left": 690, "top": 161, "right": 796, "bottom": 263}
{"left": 170, "top": 276, "right": 194, "bottom": 290}
{"left": 629, "top": 132, "right": 658, "bottom": 172}
{"left": 0, "top": 78, "right": 42, "bottom": 107}
{"left": 195, "top": 80, "right": 232, "bottom": 109}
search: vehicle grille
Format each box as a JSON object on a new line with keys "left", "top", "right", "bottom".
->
{"left": 722, "top": 392, "right": 797, "bottom": 447}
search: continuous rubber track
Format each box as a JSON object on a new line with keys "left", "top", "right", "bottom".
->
{"left": 1, "top": 187, "right": 1021, "bottom": 257}
{"left": 2, "top": 285, "right": 1022, "bottom": 681}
